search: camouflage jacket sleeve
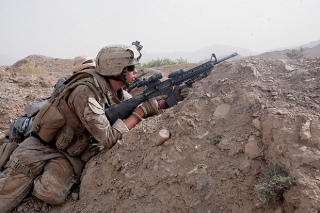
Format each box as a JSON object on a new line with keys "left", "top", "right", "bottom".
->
{"left": 67, "top": 85, "right": 129, "bottom": 149}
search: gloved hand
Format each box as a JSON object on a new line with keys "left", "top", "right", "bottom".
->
{"left": 81, "top": 144, "right": 102, "bottom": 162}
{"left": 173, "top": 85, "right": 191, "bottom": 102}
{"left": 139, "top": 98, "right": 159, "bottom": 117}
{"left": 164, "top": 85, "right": 191, "bottom": 108}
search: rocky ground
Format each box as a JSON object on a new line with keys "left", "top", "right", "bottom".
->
{"left": 0, "top": 53, "right": 320, "bottom": 213}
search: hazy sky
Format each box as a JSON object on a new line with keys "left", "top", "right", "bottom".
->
{"left": 1, "top": 0, "right": 320, "bottom": 62}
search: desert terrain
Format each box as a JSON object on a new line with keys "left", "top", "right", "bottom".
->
{"left": 0, "top": 47, "right": 319, "bottom": 213}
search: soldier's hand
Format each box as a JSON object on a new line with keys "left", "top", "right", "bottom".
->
{"left": 11, "top": 138, "right": 23, "bottom": 144}
{"left": 173, "top": 85, "right": 191, "bottom": 102}
{"left": 81, "top": 144, "right": 102, "bottom": 162}
{"left": 139, "top": 98, "right": 159, "bottom": 117}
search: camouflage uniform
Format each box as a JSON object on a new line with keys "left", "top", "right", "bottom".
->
{"left": 0, "top": 43, "right": 143, "bottom": 212}
{"left": 0, "top": 71, "right": 131, "bottom": 212}
{"left": 7, "top": 54, "right": 96, "bottom": 143}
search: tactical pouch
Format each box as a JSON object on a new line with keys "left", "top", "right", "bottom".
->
{"left": 66, "top": 134, "right": 90, "bottom": 157}
{"left": 32, "top": 102, "right": 65, "bottom": 143}
{"left": 55, "top": 125, "right": 75, "bottom": 150}
{"left": 54, "top": 98, "right": 86, "bottom": 153}
{"left": 0, "top": 142, "right": 19, "bottom": 172}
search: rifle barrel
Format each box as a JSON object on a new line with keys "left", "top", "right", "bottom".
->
{"left": 216, "top": 52, "right": 238, "bottom": 64}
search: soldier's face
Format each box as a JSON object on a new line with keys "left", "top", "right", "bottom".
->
{"left": 125, "top": 67, "right": 138, "bottom": 83}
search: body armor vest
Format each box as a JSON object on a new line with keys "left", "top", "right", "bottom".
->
{"left": 32, "top": 69, "right": 120, "bottom": 158}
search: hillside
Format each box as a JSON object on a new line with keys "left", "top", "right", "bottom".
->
{"left": 0, "top": 53, "right": 320, "bottom": 213}
{"left": 258, "top": 44, "right": 320, "bottom": 60}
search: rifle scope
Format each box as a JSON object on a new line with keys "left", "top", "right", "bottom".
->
{"left": 168, "top": 69, "right": 184, "bottom": 78}
{"left": 129, "top": 73, "right": 163, "bottom": 89}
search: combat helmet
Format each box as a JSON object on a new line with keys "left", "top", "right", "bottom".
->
{"left": 95, "top": 41, "right": 142, "bottom": 76}
{"left": 72, "top": 55, "right": 96, "bottom": 73}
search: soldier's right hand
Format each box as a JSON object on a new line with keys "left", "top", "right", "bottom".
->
{"left": 81, "top": 144, "right": 102, "bottom": 162}
{"left": 139, "top": 98, "right": 159, "bottom": 117}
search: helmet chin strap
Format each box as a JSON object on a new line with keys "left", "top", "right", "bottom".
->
{"left": 107, "top": 69, "right": 129, "bottom": 87}
{"left": 119, "top": 70, "right": 129, "bottom": 87}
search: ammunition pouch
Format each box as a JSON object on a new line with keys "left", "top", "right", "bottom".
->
{"left": 32, "top": 102, "right": 65, "bottom": 143}
{"left": 31, "top": 95, "right": 90, "bottom": 157}
{"left": 66, "top": 134, "right": 90, "bottom": 157}
{"left": 55, "top": 125, "right": 75, "bottom": 150}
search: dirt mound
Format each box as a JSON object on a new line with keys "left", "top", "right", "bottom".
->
{"left": 0, "top": 55, "right": 72, "bottom": 133}
{"left": 2, "top": 55, "right": 320, "bottom": 213}
{"left": 10, "top": 55, "right": 72, "bottom": 75}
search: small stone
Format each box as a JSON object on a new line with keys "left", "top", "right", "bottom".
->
{"left": 300, "top": 119, "right": 312, "bottom": 141}
{"left": 72, "top": 192, "right": 79, "bottom": 201}
{"left": 244, "top": 136, "right": 261, "bottom": 159}
{"left": 252, "top": 118, "right": 261, "bottom": 130}
{"left": 154, "top": 129, "right": 171, "bottom": 146}
{"left": 270, "top": 91, "right": 278, "bottom": 96}
{"left": 285, "top": 65, "right": 295, "bottom": 71}
{"left": 213, "top": 104, "right": 231, "bottom": 118}
{"left": 239, "top": 159, "right": 251, "bottom": 173}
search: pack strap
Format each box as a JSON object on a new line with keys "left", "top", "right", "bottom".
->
{"left": 5, "top": 160, "right": 35, "bottom": 179}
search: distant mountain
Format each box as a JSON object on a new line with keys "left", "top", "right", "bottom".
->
{"left": 258, "top": 43, "right": 320, "bottom": 59}
{"left": 142, "top": 39, "right": 320, "bottom": 63}
{"left": 304, "top": 43, "right": 320, "bottom": 57}
{"left": 265, "top": 39, "right": 320, "bottom": 52}
{"left": 301, "top": 39, "right": 320, "bottom": 48}
{"left": 141, "top": 44, "right": 256, "bottom": 63}
{"left": 3, "top": 39, "right": 319, "bottom": 66}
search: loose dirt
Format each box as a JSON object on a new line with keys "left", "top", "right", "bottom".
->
{"left": 0, "top": 54, "right": 319, "bottom": 213}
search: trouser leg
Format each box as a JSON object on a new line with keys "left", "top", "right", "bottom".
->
{"left": 0, "top": 167, "right": 33, "bottom": 212}
{"left": 33, "top": 156, "right": 77, "bottom": 204}
{"left": 0, "top": 136, "right": 61, "bottom": 212}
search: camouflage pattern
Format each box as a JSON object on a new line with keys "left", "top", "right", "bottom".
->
{"left": 72, "top": 55, "right": 96, "bottom": 73}
{"left": 0, "top": 137, "right": 74, "bottom": 212}
{"left": 0, "top": 142, "right": 18, "bottom": 171}
{"left": 95, "top": 44, "right": 141, "bottom": 76}
{"left": 68, "top": 84, "right": 129, "bottom": 148}
{"left": 0, "top": 72, "right": 131, "bottom": 211}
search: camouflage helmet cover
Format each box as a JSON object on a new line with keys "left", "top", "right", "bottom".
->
{"left": 72, "top": 55, "right": 96, "bottom": 73}
{"left": 95, "top": 44, "right": 142, "bottom": 76}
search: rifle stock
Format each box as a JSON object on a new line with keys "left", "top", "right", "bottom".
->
{"left": 105, "top": 52, "right": 238, "bottom": 124}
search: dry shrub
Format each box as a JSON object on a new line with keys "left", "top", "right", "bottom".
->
{"left": 255, "top": 163, "right": 295, "bottom": 203}
{"left": 20, "top": 60, "right": 44, "bottom": 75}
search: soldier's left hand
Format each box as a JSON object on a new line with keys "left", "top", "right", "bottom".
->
{"left": 139, "top": 98, "right": 160, "bottom": 117}
{"left": 173, "top": 85, "right": 191, "bottom": 102}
